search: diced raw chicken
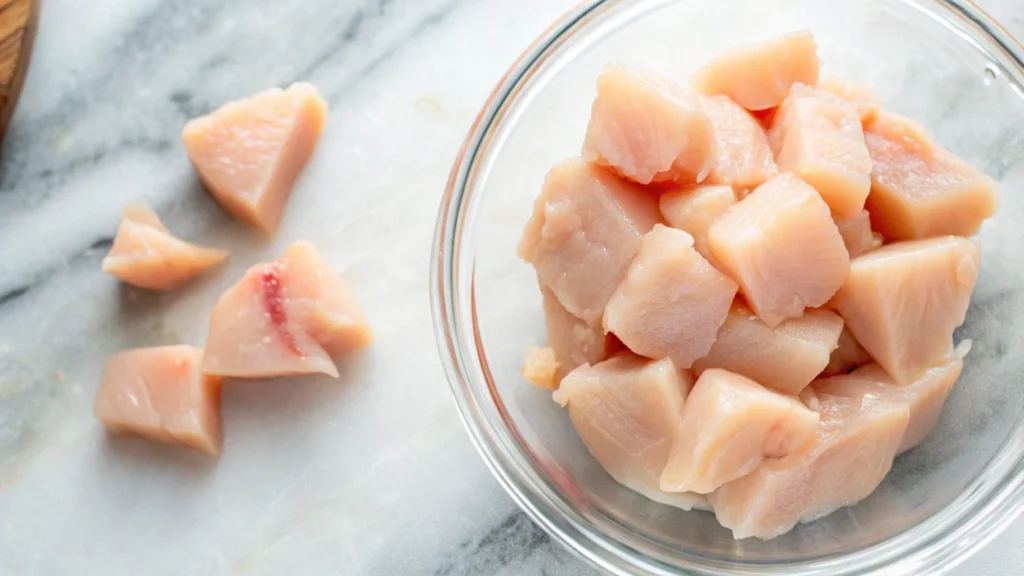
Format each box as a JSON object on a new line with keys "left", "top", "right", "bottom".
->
{"left": 102, "top": 204, "right": 228, "bottom": 291}
{"left": 541, "top": 286, "right": 619, "bottom": 382}
{"left": 864, "top": 112, "right": 998, "bottom": 240}
{"left": 94, "top": 346, "right": 222, "bottom": 455}
{"left": 692, "top": 31, "right": 820, "bottom": 111}
{"left": 553, "top": 353, "right": 706, "bottom": 510}
{"left": 692, "top": 301, "right": 844, "bottom": 395}
{"left": 769, "top": 84, "right": 873, "bottom": 218}
{"left": 834, "top": 210, "right": 881, "bottom": 258}
{"left": 518, "top": 158, "right": 661, "bottom": 324}
{"left": 699, "top": 95, "right": 778, "bottom": 188}
{"left": 799, "top": 387, "right": 821, "bottom": 411}
{"left": 658, "top": 184, "right": 736, "bottom": 265}
{"left": 202, "top": 241, "right": 372, "bottom": 379}
{"left": 708, "top": 391, "right": 909, "bottom": 540}
{"left": 818, "top": 76, "right": 881, "bottom": 123}
{"left": 708, "top": 173, "right": 850, "bottom": 327}
{"left": 582, "top": 64, "right": 716, "bottom": 185}
{"left": 660, "top": 369, "right": 819, "bottom": 494}
{"left": 813, "top": 353, "right": 963, "bottom": 453}
{"left": 604, "top": 225, "right": 738, "bottom": 368}
{"left": 521, "top": 346, "right": 559, "bottom": 390}
{"left": 831, "top": 236, "right": 979, "bottom": 385}
{"left": 182, "top": 83, "right": 328, "bottom": 234}
{"left": 820, "top": 327, "right": 873, "bottom": 377}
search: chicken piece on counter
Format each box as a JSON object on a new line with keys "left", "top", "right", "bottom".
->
{"left": 604, "top": 225, "right": 738, "bottom": 369}
{"left": 820, "top": 327, "right": 873, "bottom": 377}
{"left": 769, "top": 84, "right": 873, "bottom": 219}
{"left": 831, "top": 236, "right": 978, "bottom": 385}
{"left": 813, "top": 349, "right": 965, "bottom": 453}
{"left": 95, "top": 346, "right": 222, "bottom": 455}
{"left": 692, "top": 31, "right": 820, "bottom": 111}
{"left": 698, "top": 95, "right": 778, "bottom": 188}
{"left": 518, "top": 158, "right": 661, "bottom": 325}
{"left": 818, "top": 76, "right": 881, "bottom": 123}
{"left": 708, "top": 389, "right": 909, "bottom": 540}
{"left": 692, "top": 301, "right": 844, "bottom": 395}
{"left": 202, "top": 241, "right": 372, "bottom": 379}
{"left": 541, "top": 286, "right": 620, "bottom": 384}
{"left": 708, "top": 173, "right": 850, "bottom": 327}
{"left": 659, "top": 184, "right": 736, "bottom": 266}
{"left": 583, "top": 64, "right": 716, "bottom": 185}
{"left": 102, "top": 204, "right": 228, "bottom": 291}
{"left": 553, "top": 353, "right": 707, "bottom": 511}
{"left": 833, "top": 210, "right": 882, "bottom": 259}
{"left": 864, "top": 112, "right": 998, "bottom": 240}
{"left": 182, "top": 83, "right": 328, "bottom": 234}
{"left": 660, "top": 369, "right": 819, "bottom": 494}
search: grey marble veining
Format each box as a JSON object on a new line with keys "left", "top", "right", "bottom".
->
{"left": 1, "top": 0, "right": 1023, "bottom": 574}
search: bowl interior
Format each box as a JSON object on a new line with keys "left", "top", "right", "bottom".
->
{"left": 455, "top": 0, "right": 1024, "bottom": 568}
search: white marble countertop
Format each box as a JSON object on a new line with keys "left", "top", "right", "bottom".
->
{"left": 1, "top": 0, "right": 1022, "bottom": 574}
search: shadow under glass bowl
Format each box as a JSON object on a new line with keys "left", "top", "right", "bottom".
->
{"left": 431, "top": 1, "right": 1024, "bottom": 573}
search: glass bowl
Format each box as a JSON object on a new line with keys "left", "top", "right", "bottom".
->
{"left": 430, "top": 0, "right": 1024, "bottom": 573}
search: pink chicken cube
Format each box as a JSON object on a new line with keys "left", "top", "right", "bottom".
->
{"left": 831, "top": 236, "right": 979, "bottom": 385}
{"left": 521, "top": 346, "right": 559, "bottom": 390}
{"left": 94, "top": 346, "right": 222, "bottom": 455}
{"left": 660, "top": 369, "right": 819, "bottom": 494}
{"left": 834, "top": 210, "right": 881, "bottom": 259}
{"left": 864, "top": 112, "right": 998, "bottom": 240}
{"left": 182, "top": 83, "right": 328, "bottom": 234}
{"left": 102, "top": 204, "right": 228, "bottom": 291}
{"left": 202, "top": 242, "right": 373, "bottom": 379}
{"left": 818, "top": 76, "right": 881, "bottom": 124}
{"left": 699, "top": 95, "right": 778, "bottom": 188}
{"left": 604, "top": 225, "right": 738, "bottom": 368}
{"left": 541, "top": 286, "right": 619, "bottom": 383}
{"left": 518, "top": 158, "right": 661, "bottom": 325}
{"left": 820, "top": 327, "right": 874, "bottom": 377}
{"left": 553, "top": 353, "right": 706, "bottom": 511}
{"left": 769, "top": 84, "right": 873, "bottom": 218}
{"left": 708, "top": 390, "right": 909, "bottom": 540}
{"left": 692, "top": 301, "right": 844, "bottom": 395}
{"left": 708, "top": 173, "right": 851, "bottom": 327}
{"left": 692, "top": 31, "right": 820, "bottom": 111}
{"left": 582, "top": 65, "right": 716, "bottom": 185}
{"left": 813, "top": 352, "right": 964, "bottom": 453}
{"left": 659, "top": 184, "right": 736, "bottom": 265}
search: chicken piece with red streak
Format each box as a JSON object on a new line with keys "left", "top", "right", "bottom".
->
{"left": 202, "top": 242, "right": 372, "bottom": 379}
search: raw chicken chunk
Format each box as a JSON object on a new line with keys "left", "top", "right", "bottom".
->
{"left": 769, "top": 84, "right": 873, "bottom": 218}
{"left": 820, "top": 327, "right": 873, "bottom": 377}
{"left": 661, "top": 369, "right": 819, "bottom": 494}
{"left": 834, "top": 210, "right": 881, "bottom": 258}
{"left": 813, "top": 352, "right": 964, "bottom": 453}
{"left": 203, "top": 241, "right": 372, "bottom": 379}
{"left": 692, "top": 31, "right": 820, "bottom": 111}
{"left": 831, "top": 236, "right": 979, "bottom": 385}
{"left": 583, "top": 65, "right": 716, "bottom": 185}
{"left": 799, "top": 386, "right": 821, "bottom": 411}
{"left": 604, "top": 225, "right": 738, "bottom": 368}
{"left": 95, "top": 346, "right": 222, "bottom": 455}
{"left": 708, "top": 391, "right": 909, "bottom": 540}
{"left": 692, "top": 301, "right": 844, "bottom": 395}
{"left": 818, "top": 76, "right": 881, "bottom": 123}
{"left": 521, "top": 346, "right": 559, "bottom": 390}
{"left": 541, "top": 286, "right": 618, "bottom": 383}
{"left": 708, "top": 173, "right": 850, "bottom": 327}
{"left": 864, "top": 112, "right": 998, "bottom": 240}
{"left": 658, "top": 184, "right": 735, "bottom": 266}
{"left": 553, "top": 353, "right": 706, "bottom": 510}
{"left": 102, "top": 204, "right": 228, "bottom": 291}
{"left": 699, "top": 95, "right": 778, "bottom": 188}
{"left": 518, "top": 158, "right": 661, "bottom": 324}
{"left": 182, "top": 83, "right": 328, "bottom": 234}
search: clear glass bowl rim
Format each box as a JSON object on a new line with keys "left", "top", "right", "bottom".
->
{"left": 430, "top": 1, "right": 1024, "bottom": 574}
